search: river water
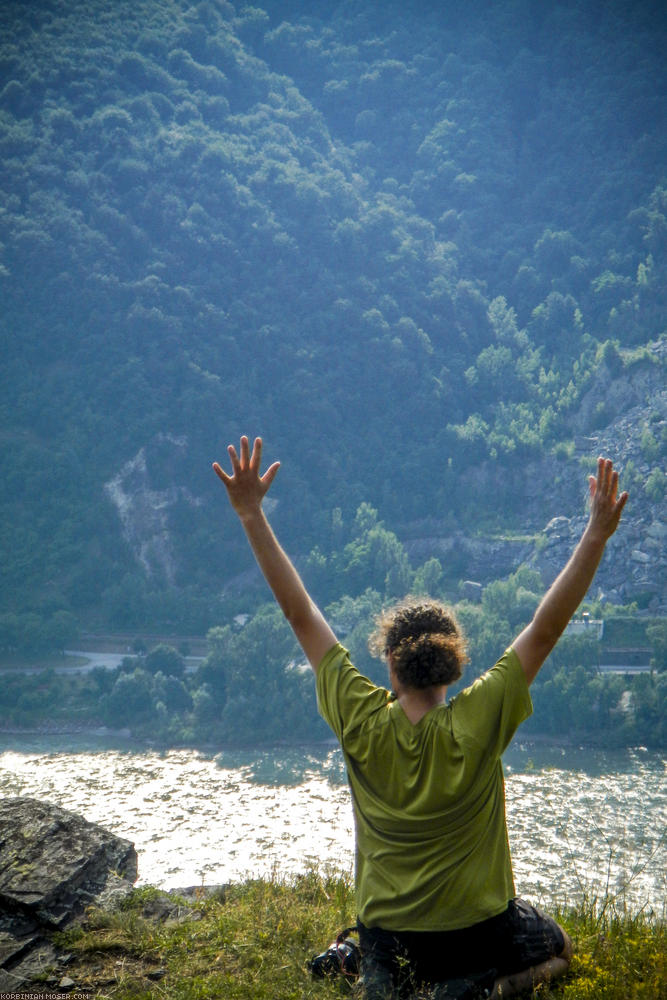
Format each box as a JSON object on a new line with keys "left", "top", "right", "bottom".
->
{"left": 0, "top": 736, "right": 664, "bottom": 916}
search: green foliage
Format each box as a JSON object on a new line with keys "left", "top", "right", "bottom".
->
{"left": 646, "top": 621, "right": 667, "bottom": 671}
{"left": 144, "top": 644, "right": 185, "bottom": 678}
{"left": 0, "top": 0, "right": 665, "bottom": 636}
{"left": 0, "top": 601, "right": 663, "bottom": 747}
{"left": 0, "top": 0, "right": 665, "bottom": 750}
{"left": 645, "top": 467, "right": 666, "bottom": 503}
{"left": 0, "top": 609, "right": 78, "bottom": 654}
{"left": 481, "top": 567, "right": 542, "bottom": 628}
{"left": 413, "top": 557, "right": 443, "bottom": 597}
{"left": 336, "top": 505, "right": 413, "bottom": 596}
{"left": 102, "top": 669, "right": 154, "bottom": 727}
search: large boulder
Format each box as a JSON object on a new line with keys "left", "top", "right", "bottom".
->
{"left": 0, "top": 797, "right": 137, "bottom": 993}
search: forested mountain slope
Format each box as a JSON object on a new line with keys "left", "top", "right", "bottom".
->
{"left": 1, "top": 0, "right": 665, "bottom": 641}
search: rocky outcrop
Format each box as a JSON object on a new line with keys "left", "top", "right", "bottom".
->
{"left": 574, "top": 345, "right": 666, "bottom": 436}
{"left": 0, "top": 798, "right": 137, "bottom": 994}
{"left": 405, "top": 532, "right": 532, "bottom": 583}
{"left": 530, "top": 350, "right": 666, "bottom": 610}
{"left": 528, "top": 511, "right": 666, "bottom": 610}
{"left": 404, "top": 348, "right": 666, "bottom": 612}
{"left": 104, "top": 432, "right": 202, "bottom": 583}
{"left": 406, "top": 508, "right": 665, "bottom": 612}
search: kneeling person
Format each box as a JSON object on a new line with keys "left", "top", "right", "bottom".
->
{"left": 318, "top": 601, "right": 572, "bottom": 998}
{"left": 213, "top": 440, "right": 626, "bottom": 998}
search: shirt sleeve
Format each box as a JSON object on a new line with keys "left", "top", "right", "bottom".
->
{"left": 316, "top": 643, "right": 391, "bottom": 744}
{"left": 450, "top": 647, "right": 532, "bottom": 757}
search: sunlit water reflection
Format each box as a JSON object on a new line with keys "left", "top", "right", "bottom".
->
{"left": 0, "top": 737, "right": 664, "bottom": 915}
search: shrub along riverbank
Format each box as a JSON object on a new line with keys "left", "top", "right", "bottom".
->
{"left": 53, "top": 871, "right": 666, "bottom": 1000}
{"left": 3, "top": 602, "right": 666, "bottom": 749}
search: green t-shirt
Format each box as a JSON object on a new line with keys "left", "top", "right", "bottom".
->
{"left": 316, "top": 643, "right": 532, "bottom": 932}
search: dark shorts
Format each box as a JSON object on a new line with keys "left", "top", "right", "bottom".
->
{"left": 358, "top": 898, "right": 565, "bottom": 991}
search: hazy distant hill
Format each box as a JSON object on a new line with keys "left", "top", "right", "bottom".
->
{"left": 0, "top": 0, "right": 665, "bottom": 638}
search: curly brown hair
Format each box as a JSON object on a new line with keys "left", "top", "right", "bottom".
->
{"left": 368, "top": 597, "right": 468, "bottom": 690}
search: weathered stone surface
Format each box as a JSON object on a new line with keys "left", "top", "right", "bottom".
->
{"left": 544, "top": 516, "right": 571, "bottom": 535}
{"left": 405, "top": 532, "right": 532, "bottom": 583}
{"left": 399, "top": 352, "right": 665, "bottom": 613}
{"left": 0, "top": 797, "right": 137, "bottom": 993}
{"left": 0, "top": 797, "right": 137, "bottom": 927}
{"left": 0, "top": 935, "right": 60, "bottom": 995}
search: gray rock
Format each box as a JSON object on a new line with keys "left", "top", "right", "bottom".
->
{"left": 0, "top": 798, "right": 137, "bottom": 992}
{"left": 0, "top": 935, "right": 60, "bottom": 995}
{"left": 0, "top": 797, "right": 137, "bottom": 927}
{"left": 95, "top": 870, "right": 137, "bottom": 913}
{"left": 405, "top": 533, "right": 531, "bottom": 583}
{"left": 544, "top": 515, "right": 571, "bottom": 534}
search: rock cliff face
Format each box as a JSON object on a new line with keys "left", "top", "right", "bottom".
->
{"left": 405, "top": 348, "right": 666, "bottom": 612}
{"left": 104, "top": 432, "right": 202, "bottom": 583}
{"left": 0, "top": 798, "right": 137, "bottom": 994}
{"left": 405, "top": 504, "right": 665, "bottom": 613}
{"left": 523, "top": 349, "right": 666, "bottom": 610}
{"left": 405, "top": 532, "right": 533, "bottom": 586}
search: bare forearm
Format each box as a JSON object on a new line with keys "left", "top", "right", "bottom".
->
{"left": 513, "top": 457, "right": 627, "bottom": 684}
{"left": 238, "top": 506, "right": 337, "bottom": 669}
{"left": 514, "top": 526, "right": 607, "bottom": 683}
{"left": 239, "top": 508, "right": 314, "bottom": 624}
{"left": 214, "top": 436, "right": 337, "bottom": 670}
{"left": 531, "top": 525, "right": 607, "bottom": 645}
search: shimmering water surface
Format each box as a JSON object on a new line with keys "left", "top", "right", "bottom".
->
{"left": 0, "top": 737, "right": 664, "bottom": 914}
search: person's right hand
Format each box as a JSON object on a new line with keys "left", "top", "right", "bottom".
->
{"left": 212, "top": 435, "right": 280, "bottom": 520}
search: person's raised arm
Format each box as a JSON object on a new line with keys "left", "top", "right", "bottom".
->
{"left": 212, "top": 435, "right": 337, "bottom": 672}
{"left": 513, "top": 457, "right": 628, "bottom": 686}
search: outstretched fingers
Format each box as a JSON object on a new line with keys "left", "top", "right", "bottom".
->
{"left": 261, "top": 460, "right": 281, "bottom": 490}
{"left": 589, "top": 457, "right": 629, "bottom": 536}
{"left": 211, "top": 439, "right": 244, "bottom": 485}
{"left": 592, "top": 457, "right": 618, "bottom": 498}
{"left": 252, "top": 437, "right": 280, "bottom": 493}
{"left": 597, "top": 456, "right": 613, "bottom": 494}
{"left": 213, "top": 436, "right": 280, "bottom": 503}
{"left": 614, "top": 486, "right": 629, "bottom": 517}
{"left": 249, "top": 436, "right": 263, "bottom": 472}
{"left": 212, "top": 461, "right": 231, "bottom": 485}
{"left": 227, "top": 442, "right": 241, "bottom": 473}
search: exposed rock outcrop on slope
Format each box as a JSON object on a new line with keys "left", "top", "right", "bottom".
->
{"left": 405, "top": 346, "right": 667, "bottom": 612}
{"left": 0, "top": 797, "right": 137, "bottom": 994}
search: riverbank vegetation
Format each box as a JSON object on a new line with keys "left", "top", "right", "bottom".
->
{"left": 53, "top": 871, "right": 666, "bottom": 999}
{"left": 1, "top": 590, "right": 665, "bottom": 747}
{"left": 2, "top": 486, "right": 666, "bottom": 747}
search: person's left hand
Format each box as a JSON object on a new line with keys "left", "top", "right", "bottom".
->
{"left": 586, "top": 456, "right": 628, "bottom": 543}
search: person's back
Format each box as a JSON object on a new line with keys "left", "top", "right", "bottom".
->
{"left": 317, "top": 627, "right": 531, "bottom": 935}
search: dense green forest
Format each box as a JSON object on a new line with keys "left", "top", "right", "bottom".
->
{"left": 0, "top": 0, "right": 665, "bottom": 741}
